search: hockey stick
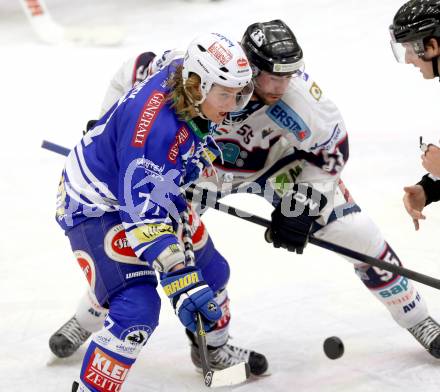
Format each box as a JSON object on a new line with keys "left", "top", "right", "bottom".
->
{"left": 180, "top": 208, "right": 250, "bottom": 387}
{"left": 42, "top": 140, "right": 249, "bottom": 387}
{"left": 186, "top": 188, "right": 440, "bottom": 291}
{"left": 19, "top": 0, "right": 124, "bottom": 46}
{"left": 41, "top": 140, "right": 71, "bottom": 156}
{"left": 41, "top": 140, "right": 440, "bottom": 290}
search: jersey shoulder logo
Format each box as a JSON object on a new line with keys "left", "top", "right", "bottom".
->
{"left": 309, "top": 81, "right": 322, "bottom": 101}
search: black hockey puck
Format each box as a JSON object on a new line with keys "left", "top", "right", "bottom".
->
{"left": 323, "top": 336, "right": 344, "bottom": 359}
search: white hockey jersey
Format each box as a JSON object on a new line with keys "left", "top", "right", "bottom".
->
{"left": 100, "top": 51, "right": 356, "bottom": 226}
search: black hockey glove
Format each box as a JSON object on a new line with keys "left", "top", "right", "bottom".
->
{"left": 265, "top": 184, "right": 328, "bottom": 254}
{"left": 83, "top": 119, "right": 98, "bottom": 135}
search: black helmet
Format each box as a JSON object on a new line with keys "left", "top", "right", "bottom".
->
{"left": 241, "top": 19, "right": 304, "bottom": 76}
{"left": 390, "top": 0, "right": 440, "bottom": 43}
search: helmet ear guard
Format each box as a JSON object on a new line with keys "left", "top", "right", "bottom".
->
{"left": 250, "top": 63, "right": 261, "bottom": 78}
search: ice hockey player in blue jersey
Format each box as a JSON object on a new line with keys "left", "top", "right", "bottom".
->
{"left": 56, "top": 32, "right": 254, "bottom": 392}
{"left": 52, "top": 20, "right": 440, "bottom": 386}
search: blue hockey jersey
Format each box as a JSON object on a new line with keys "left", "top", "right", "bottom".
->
{"left": 56, "top": 60, "right": 218, "bottom": 266}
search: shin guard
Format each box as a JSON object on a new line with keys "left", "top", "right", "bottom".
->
{"left": 355, "top": 242, "right": 428, "bottom": 329}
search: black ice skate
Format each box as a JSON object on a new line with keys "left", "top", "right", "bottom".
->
{"left": 49, "top": 316, "right": 91, "bottom": 358}
{"left": 186, "top": 329, "right": 268, "bottom": 376}
{"left": 408, "top": 316, "right": 440, "bottom": 358}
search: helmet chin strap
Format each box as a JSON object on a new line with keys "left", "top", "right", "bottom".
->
{"left": 422, "top": 55, "right": 440, "bottom": 79}
{"left": 182, "top": 84, "right": 208, "bottom": 119}
{"left": 433, "top": 57, "right": 440, "bottom": 79}
{"left": 195, "top": 105, "right": 208, "bottom": 120}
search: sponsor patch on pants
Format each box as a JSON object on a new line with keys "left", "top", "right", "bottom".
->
{"left": 84, "top": 347, "right": 130, "bottom": 391}
{"left": 104, "top": 224, "right": 142, "bottom": 265}
{"left": 75, "top": 250, "right": 96, "bottom": 290}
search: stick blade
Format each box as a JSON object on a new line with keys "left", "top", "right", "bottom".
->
{"left": 208, "top": 362, "right": 250, "bottom": 387}
{"left": 64, "top": 25, "right": 125, "bottom": 46}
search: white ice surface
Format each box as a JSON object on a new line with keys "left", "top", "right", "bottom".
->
{"left": 2, "top": 0, "right": 440, "bottom": 391}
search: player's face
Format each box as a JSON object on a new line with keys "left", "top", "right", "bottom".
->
{"left": 393, "top": 39, "right": 440, "bottom": 79}
{"left": 408, "top": 56, "right": 436, "bottom": 79}
{"left": 253, "top": 71, "right": 293, "bottom": 105}
{"left": 401, "top": 43, "right": 435, "bottom": 79}
{"left": 201, "top": 84, "right": 252, "bottom": 124}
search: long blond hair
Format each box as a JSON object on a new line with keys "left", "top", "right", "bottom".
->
{"left": 168, "top": 65, "right": 203, "bottom": 120}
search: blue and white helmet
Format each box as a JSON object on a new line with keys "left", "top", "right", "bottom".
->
{"left": 182, "top": 32, "right": 253, "bottom": 103}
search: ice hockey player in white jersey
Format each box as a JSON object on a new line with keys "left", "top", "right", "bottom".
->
{"left": 52, "top": 21, "right": 440, "bottom": 384}
{"left": 53, "top": 31, "right": 256, "bottom": 392}
{"left": 198, "top": 20, "right": 440, "bottom": 359}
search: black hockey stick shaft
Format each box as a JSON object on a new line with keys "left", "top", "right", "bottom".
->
{"left": 41, "top": 140, "right": 440, "bottom": 290}
{"left": 186, "top": 191, "right": 440, "bottom": 291}
{"left": 196, "top": 314, "right": 214, "bottom": 387}
{"left": 179, "top": 208, "right": 214, "bottom": 387}
{"left": 43, "top": 139, "right": 250, "bottom": 387}
{"left": 181, "top": 205, "right": 249, "bottom": 386}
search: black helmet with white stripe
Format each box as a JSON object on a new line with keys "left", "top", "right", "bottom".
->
{"left": 390, "top": 0, "right": 440, "bottom": 44}
{"left": 241, "top": 19, "right": 304, "bottom": 76}
{"left": 390, "top": 0, "right": 440, "bottom": 65}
